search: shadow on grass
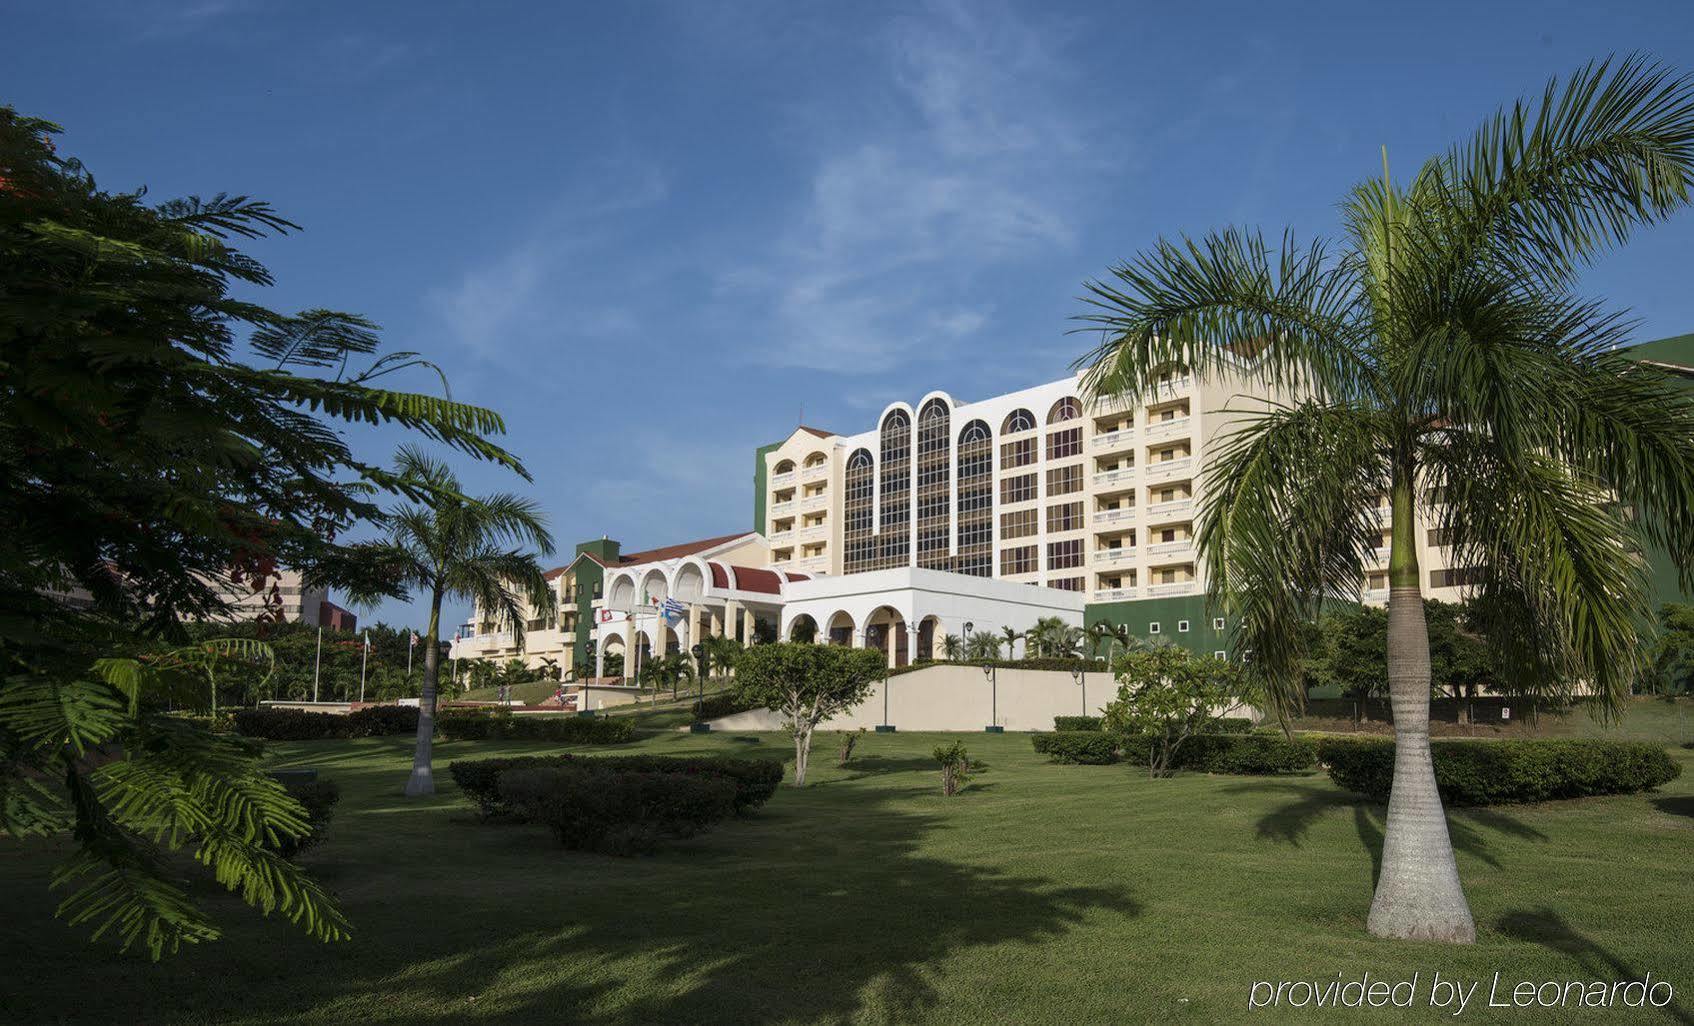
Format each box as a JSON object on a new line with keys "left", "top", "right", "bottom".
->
{"left": 1221, "top": 781, "right": 1548, "bottom": 877}
{"left": 1651, "top": 795, "right": 1694, "bottom": 819}
{"left": 1497, "top": 908, "right": 1694, "bottom": 1024}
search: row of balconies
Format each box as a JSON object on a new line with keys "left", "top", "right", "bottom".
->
{"left": 1091, "top": 377, "right": 1193, "bottom": 414}
{"left": 1091, "top": 416, "right": 1191, "bottom": 451}
{"left": 1090, "top": 579, "right": 1198, "bottom": 603}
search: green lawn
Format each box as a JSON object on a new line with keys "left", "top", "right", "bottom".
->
{"left": 3, "top": 720, "right": 1692, "bottom": 1024}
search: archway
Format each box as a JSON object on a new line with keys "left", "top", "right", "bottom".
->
{"left": 825, "top": 610, "right": 855, "bottom": 647}
{"left": 673, "top": 561, "right": 706, "bottom": 603}
{"left": 606, "top": 573, "right": 636, "bottom": 611}
{"left": 788, "top": 613, "right": 820, "bottom": 643}
{"left": 599, "top": 633, "right": 626, "bottom": 681}
{"left": 639, "top": 569, "right": 668, "bottom": 608}
{"left": 917, "top": 615, "right": 942, "bottom": 662}
{"left": 865, "top": 605, "right": 909, "bottom": 668}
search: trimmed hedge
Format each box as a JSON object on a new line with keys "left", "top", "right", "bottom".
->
{"left": 449, "top": 753, "right": 783, "bottom": 820}
{"left": 271, "top": 777, "right": 340, "bottom": 859}
{"left": 437, "top": 712, "right": 635, "bottom": 744}
{"left": 499, "top": 765, "right": 737, "bottom": 855}
{"left": 233, "top": 704, "right": 419, "bottom": 740}
{"left": 1031, "top": 731, "right": 1119, "bottom": 764}
{"left": 691, "top": 693, "right": 754, "bottom": 720}
{"left": 1053, "top": 715, "right": 1103, "bottom": 732}
{"left": 1318, "top": 737, "right": 1682, "bottom": 806}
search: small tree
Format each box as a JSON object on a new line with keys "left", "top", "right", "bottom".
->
{"left": 732, "top": 643, "right": 884, "bottom": 785}
{"left": 701, "top": 633, "right": 743, "bottom": 680}
{"left": 837, "top": 727, "right": 866, "bottom": 766}
{"left": 1649, "top": 603, "right": 1694, "bottom": 695}
{"left": 964, "top": 632, "right": 1002, "bottom": 661}
{"left": 1103, "top": 647, "right": 1256, "bottom": 778}
{"left": 603, "top": 651, "right": 625, "bottom": 679}
{"left": 933, "top": 740, "right": 973, "bottom": 795}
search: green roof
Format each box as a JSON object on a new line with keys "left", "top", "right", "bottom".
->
{"left": 1626, "top": 332, "right": 1694, "bottom": 374}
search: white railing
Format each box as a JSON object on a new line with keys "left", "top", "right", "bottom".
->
{"left": 1363, "top": 587, "right": 1389, "bottom": 602}
{"left": 1091, "top": 429, "right": 1134, "bottom": 451}
{"left": 1092, "top": 507, "right": 1136, "bottom": 525}
{"left": 1148, "top": 581, "right": 1197, "bottom": 597}
{"left": 1145, "top": 456, "right": 1192, "bottom": 478}
{"left": 1155, "top": 376, "right": 1192, "bottom": 397}
{"left": 1145, "top": 416, "right": 1190, "bottom": 439}
{"left": 768, "top": 529, "right": 793, "bottom": 544}
{"left": 1093, "top": 588, "right": 1139, "bottom": 602}
{"left": 1091, "top": 394, "right": 1134, "bottom": 415}
{"left": 1146, "top": 499, "right": 1192, "bottom": 518}
{"left": 1148, "top": 540, "right": 1193, "bottom": 556}
{"left": 799, "top": 525, "right": 827, "bottom": 540}
{"left": 771, "top": 471, "right": 796, "bottom": 486}
{"left": 1368, "top": 546, "right": 1389, "bottom": 564}
{"left": 801, "top": 463, "right": 828, "bottom": 480}
{"left": 1093, "top": 548, "right": 1137, "bottom": 566}
{"left": 798, "top": 556, "right": 830, "bottom": 573}
{"left": 800, "top": 493, "right": 828, "bottom": 510}
{"left": 771, "top": 501, "right": 796, "bottom": 515}
{"left": 1092, "top": 468, "right": 1137, "bottom": 489}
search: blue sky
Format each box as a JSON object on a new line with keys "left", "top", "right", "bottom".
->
{"left": 12, "top": 0, "right": 1694, "bottom": 631}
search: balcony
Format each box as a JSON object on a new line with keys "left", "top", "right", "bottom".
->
{"left": 799, "top": 525, "right": 827, "bottom": 541}
{"left": 1367, "top": 546, "right": 1389, "bottom": 564}
{"left": 1093, "top": 587, "right": 1139, "bottom": 602}
{"left": 800, "top": 493, "right": 828, "bottom": 510}
{"left": 1145, "top": 416, "right": 1190, "bottom": 440}
{"left": 1092, "top": 507, "right": 1136, "bottom": 525}
{"left": 1093, "top": 547, "right": 1137, "bottom": 566}
{"left": 1363, "top": 587, "right": 1389, "bottom": 602}
{"left": 1147, "top": 581, "right": 1197, "bottom": 597}
{"left": 1155, "top": 376, "right": 1192, "bottom": 398}
{"left": 1147, "top": 539, "right": 1193, "bottom": 556}
{"left": 1145, "top": 456, "right": 1192, "bottom": 481}
{"left": 771, "top": 471, "right": 796, "bottom": 487}
{"left": 1092, "top": 468, "right": 1137, "bottom": 491}
{"left": 1091, "top": 428, "right": 1134, "bottom": 452}
{"left": 768, "top": 529, "right": 794, "bottom": 544}
{"left": 798, "top": 556, "right": 830, "bottom": 574}
{"left": 771, "top": 500, "right": 796, "bottom": 515}
{"left": 1091, "top": 393, "right": 1134, "bottom": 415}
{"left": 1146, "top": 498, "right": 1193, "bottom": 518}
{"left": 801, "top": 462, "right": 828, "bottom": 480}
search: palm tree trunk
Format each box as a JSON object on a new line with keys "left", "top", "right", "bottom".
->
{"left": 1367, "top": 475, "right": 1475, "bottom": 942}
{"left": 404, "top": 591, "right": 442, "bottom": 797}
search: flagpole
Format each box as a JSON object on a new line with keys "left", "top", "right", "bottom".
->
{"left": 359, "top": 630, "right": 368, "bottom": 703}
{"left": 312, "top": 626, "right": 322, "bottom": 703}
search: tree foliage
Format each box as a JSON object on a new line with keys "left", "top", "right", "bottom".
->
{"left": 731, "top": 643, "right": 884, "bottom": 786}
{"left": 1102, "top": 646, "right": 1258, "bottom": 778}
{"left": 0, "top": 107, "right": 524, "bottom": 955}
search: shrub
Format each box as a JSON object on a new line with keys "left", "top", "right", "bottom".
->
{"left": 269, "top": 777, "right": 340, "bottom": 859}
{"left": 498, "top": 765, "right": 737, "bottom": 855}
{"left": 1032, "top": 731, "right": 1119, "bottom": 764}
{"left": 1318, "top": 737, "right": 1682, "bottom": 805}
{"left": 1212, "top": 717, "right": 1255, "bottom": 734}
{"left": 232, "top": 705, "right": 417, "bottom": 740}
{"left": 449, "top": 753, "right": 784, "bottom": 820}
{"left": 1115, "top": 732, "right": 1315, "bottom": 775}
{"left": 837, "top": 727, "right": 865, "bottom": 766}
{"left": 691, "top": 693, "right": 754, "bottom": 720}
{"left": 1053, "top": 715, "right": 1103, "bottom": 732}
{"left": 437, "top": 712, "right": 635, "bottom": 745}
{"left": 934, "top": 741, "right": 973, "bottom": 795}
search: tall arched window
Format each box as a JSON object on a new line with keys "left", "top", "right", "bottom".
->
{"left": 1047, "top": 397, "right": 1081, "bottom": 423}
{"left": 843, "top": 448, "right": 875, "bottom": 572}
{"left": 955, "top": 419, "right": 994, "bottom": 577}
{"left": 1046, "top": 396, "right": 1083, "bottom": 460}
{"left": 875, "top": 411, "right": 911, "bottom": 570}
{"left": 1002, "top": 408, "right": 1036, "bottom": 434}
{"left": 915, "top": 400, "right": 952, "bottom": 569}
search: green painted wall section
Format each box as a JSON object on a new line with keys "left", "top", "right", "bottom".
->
{"left": 751, "top": 440, "right": 782, "bottom": 535}
{"left": 1628, "top": 335, "right": 1694, "bottom": 611}
{"left": 567, "top": 539, "right": 619, "bottom": 674}
{"left": 1084, "top": 594, "right": 1230, "bottom": 657}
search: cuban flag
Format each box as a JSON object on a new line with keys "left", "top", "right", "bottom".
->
{"left": 660, "top": 597, "right": 686, "bottom": 625}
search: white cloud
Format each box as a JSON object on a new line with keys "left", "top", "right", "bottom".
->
{"left": 725, "top": 0, "right": 1103, "bottom": 374}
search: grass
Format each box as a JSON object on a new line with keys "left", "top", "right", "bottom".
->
{"left": 2, "top": 718, "right": 1692, "bottom": 1024}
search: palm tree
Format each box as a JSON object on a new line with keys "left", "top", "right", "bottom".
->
{"left": 998, "top": 625, "right": 1022, "bottom": 660}
{"left": 701, "top": 633, "right": 744, "bottom": 680}
{"left": 1076, "top": 57, "right": 1694, "bottom": 943}
{"left": 964, "top": 632, "right": 1003, "bottom": 661}
{"left": 1024, "top": 616, "right": 1070, "bottom": 658}
{"left": 941, "top": 633, "right": 964, "bottom": 660}
{"left": 1088, "top": 621, "right": 1133, "bottom": 664}
{"left": 356, "top": 447, "right": 554, "bottom": 796}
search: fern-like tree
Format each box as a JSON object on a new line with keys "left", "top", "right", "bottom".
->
{"left": 1077, "top": 57, "right": 1694, "bottom": 943}
{"left": 0, "top": 107, "right": 525, "bottom": 955}
{"left": 354, "top": 448, "right": 553, "bottom": 796}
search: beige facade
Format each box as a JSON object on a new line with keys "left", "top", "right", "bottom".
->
{"left": 760, "top": 364, "right": 1474, "bottom": 607}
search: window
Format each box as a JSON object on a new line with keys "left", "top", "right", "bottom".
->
{"left": 1000, "top": 545, "right": 1038, "bottom": 575}
{"left": 1046, "top": 464, "right": 1082, "bottom": 496}
{"left": 959, "top": 519, "right": 992, "bottom": 547}
{"left": 959, "top": 486, "right": 992, "bottom": 513}
{"left": 1177, "top": 620, "right": 1190, "bottom": 633}
{"left": 1427, "top": 527, "right": 1454, "bottom": 546}
{"left": 1047, "top": 539, "right": 1083, "bottom": 570}
{"left": 1002, "top": 408, "right": 1036, "bottom": 434}
{"left": 1001, "top": 472, "right": 1037, "bottom": 504}
{"left": 1001, "top": 437, "right": 1036, "bottom": 469}
{"left": 1212, "top": 617, "right": 1225, "bottom": 630}
{"left": 1046, "top": 397, "right": 1081, "bottom": 424}
{"left": 1046, "top": 501, "right": 1083, "bottom": 533}
{"left": 847, "top": 449, "right": 873, "bottom": 471}
{"left": 1046, "top": 426, "right": 1081, "bottom": 460}
{"left": 1050, "top": 577, "right": 1084, "bottom": 592}
{"left": 1001, "top": 508, "right": 1038, "bottom": 539}
{"left": 774, "top": 459, "right": 795, "bottom": 473}
{"left": 1149, "top": 622, "right": 1161, "bottom": 635}
{"left": 1430, "top": 567, "right": 1482, "bottom": 589}
{"left": 1214, "top": 651, "right": 1227, "bottom": 660}
{"left": 959, "top": 419, "right": 991, "bottom": 445}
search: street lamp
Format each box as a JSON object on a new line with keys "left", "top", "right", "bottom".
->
{"left": 981, "top": 660, "right": 1002, "bottom": 732}
{"left": 1071, "top": 664, "right": 1086, "bottom": 717}
{"left": 689, "top": 642, "right": 708, "bottom": 733}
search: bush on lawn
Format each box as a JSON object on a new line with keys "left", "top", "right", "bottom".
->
{"left": 436, "top": 712, "right": 635, "bottom": 744}
{"left": 269, "top": 777, "right": 340, "bottom": 859}
{"left": 1053, "top": 715, "right": 1103, "bottom": 732}
{"left": 1211, "top": 717, "right": 1255, "bottom": 734}
{"left": 450, "top": 753, "right": 784, "bottom": 820}
{"left": 498, "top": 765, "right": 737, "bottom": 855}
{"left": 1318, "top": 737, "right": 1682, "bottom": 805}
{"left": 1031, "top": 731, "right": 1119, "bottom": 764}
{"left": 232, "top": 704, "right": 419, "bottom": 740}
{"left": 1112, "top": 732, "right": 1316, "bottom": 775}
{"left": 691, "top": 693, "right": 754, "bottom": 720}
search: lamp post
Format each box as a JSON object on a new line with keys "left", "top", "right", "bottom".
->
{"left": 1071, "top": 664, "right": 1086, "bottom": 716}
{"left": 689, "top": 642, "right": 709, "bottom": 733}
{"left": 982, "top": 661, "right": 1002, "bottom": 732}
{"left": 963, "top": 621, "right": 974, "bottom": 661}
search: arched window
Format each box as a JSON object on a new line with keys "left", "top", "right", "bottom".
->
{"left": 959, "top": 419, "right": 991, "bottom": 444}
{"left": 843, "top": 448, "right": 875, "bottom": 572}
{"left": 1047, "top": 397, "right": 1081, "bottom": 424}
{"left": 774, "top": 459, "right": 795, "bottom": 473}
{"left": 847, "top": 448, "right": 873, "bottom": 470}
{"left": 803, "top": 451, "right": 828, "bottom": 467}
{"left": 877, "top": 410, "right": 912, "bottom": 570}
{"left": 1002, "top": 408, "right": 1035, "bottom": 434}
